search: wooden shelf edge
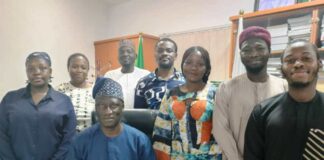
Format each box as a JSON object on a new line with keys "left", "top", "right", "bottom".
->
{"left": 272, "top": 50, "right": 284, "bottom": 55}
{"left": 318, "top": 48, "right": 324, "bottom": 52}
{"left": 230, "top": 1, "right": 324, "bottom": 21}
{"left": 141, "top": 33, "right": 160, "bottom": 40}
{"left": 94, "top": 33, "right": 159, "bottom": 45}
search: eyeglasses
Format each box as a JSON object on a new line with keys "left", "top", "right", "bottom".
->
{"left": 96, "top": 103, "right": 123, "bottom": 112}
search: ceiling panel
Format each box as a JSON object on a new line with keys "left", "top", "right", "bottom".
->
{"left": 103, "top": 0, "right": 131, "bottom": 6}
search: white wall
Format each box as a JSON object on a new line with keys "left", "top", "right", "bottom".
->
{"left": 105, "top": 0, "right": 255, "bottom": 37}
{"left": 0, "top": 0, "right": 110, "bottom": 97}
{"left": 103, "top": 0, "right": 255, "bottom": 81}
{"left": 0, "top": 0, "right": 256, "bottom": 97}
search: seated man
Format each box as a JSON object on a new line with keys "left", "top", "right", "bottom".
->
{"left": 67, "top": 77, "right": 156, "bottom": 160}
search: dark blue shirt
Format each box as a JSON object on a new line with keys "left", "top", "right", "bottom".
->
{"left": 134, "top": 69, "right": 185, "bottom": 109}
{"left": 0, "top": 85, "right": 76, "bottom": 160}
{"left": 67, "top": 123, "right": 156, "bottom": 160}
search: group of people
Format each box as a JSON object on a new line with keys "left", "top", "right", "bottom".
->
{"left": 0, "top": 25, "right": 323, "bottom": 160}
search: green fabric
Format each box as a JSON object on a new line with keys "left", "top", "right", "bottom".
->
{"left": 297, "top": 0, "right": 308, "bottom": 3}
{"left": 135, "top": 36, "right": 144, "bottom": 68}
{"left": 210, "top": 81, "right": 222, "bottom": 87}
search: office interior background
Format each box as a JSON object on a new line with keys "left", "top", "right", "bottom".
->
{"left": 0, "top": 0, "right": 264, "bottom": 98}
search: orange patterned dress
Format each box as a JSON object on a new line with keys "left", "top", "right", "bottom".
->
{"left": 152, "top": 83, "right": 222, "bottom": 160}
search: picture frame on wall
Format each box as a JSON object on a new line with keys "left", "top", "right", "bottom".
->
{"left": 254, "top": 0, "right": 296, "bottom": 11}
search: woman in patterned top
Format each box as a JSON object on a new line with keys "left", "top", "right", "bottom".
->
{"left": 152, "top": 46, "right": 222, "bottom": 160}
{"left": 57, "top": 53, "right": 95, "bottom": 132}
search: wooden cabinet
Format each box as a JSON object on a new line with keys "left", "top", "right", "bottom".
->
{"left": 94, "top": 33, "right": 159, "bottom": 76}
{"left": 228, "top": 0, "right": 324, "bottom": 77}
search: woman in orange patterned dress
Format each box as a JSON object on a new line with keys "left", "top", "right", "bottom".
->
{"left": 152, "top": 46, "right": 222, "bottom": 160}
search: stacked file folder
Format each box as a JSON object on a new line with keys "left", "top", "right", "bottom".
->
{"left": 320, "top": 15, "right": 324, "bottom": 48}
{"left": 267, "top": 24, "right": 289, "bottom": 51}
{"left": 267, "top": 57, "right": 282, "bottom": 77}
{"left": 287, "top": 14, "right": 312, "bottom": 41}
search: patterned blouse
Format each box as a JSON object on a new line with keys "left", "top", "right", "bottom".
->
{"left": 56, "top": 82, "right": 95, "bottom": 132}
{"left": 153, "top": 83, "right": 222, "bottom": 160}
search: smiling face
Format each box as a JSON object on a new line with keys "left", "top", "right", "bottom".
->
{"left": 281, "top": 41, "right": 322, "bottom": 88}
{"left": 240, "top": 38, "right": 270, "bottom": 74}
{"left": 26, "top": 58, "right": 52, "bottom": 88}
{"left": 95, "top": 96, "right": 124, "bottom": 130}
{"left": 182, "top": 50, "right": 208, "bottom": 83}
{"left": 155, "top": 41, "right": 177, "bottom": 69}
{"left": 68, "top": 55, "right": 89, "bottom": 85}
{"left": 118, "top": 46, "right": 136, "bottom": 67}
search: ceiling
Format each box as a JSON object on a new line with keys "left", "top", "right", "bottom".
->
{"left": 103, "top": 0, "right": 131, "bottom": 6}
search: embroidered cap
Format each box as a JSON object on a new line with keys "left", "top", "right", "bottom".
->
{"left": 92, "top": 77, "right": 124, "bottom": 101}
{"left": 119, "top": 39, "right": 135, "bottom": 51}
{"left": 239, "top": 26, "right": 271, "bottom": 49}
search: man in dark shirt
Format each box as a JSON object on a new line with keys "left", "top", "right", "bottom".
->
{"left": 244, "top": 39, "right": 324, "bottom": 160}
{"left": 134, "top": 38, "right": 185, "bottom": 109}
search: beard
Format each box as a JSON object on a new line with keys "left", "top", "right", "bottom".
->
{"left": 289, "top": 81, "right": 312, "bottom": 89}
{"left": 120, "top": 60, "right": 134, "bottom": 68}
{"left": 245, "top": 65, "right": 266, "bottom": 74}
{"left": 283, "top": 66, "right": 319, "bottom": 89}
{"left": 159, "top": 61, "right": 173, "bottom": 69}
